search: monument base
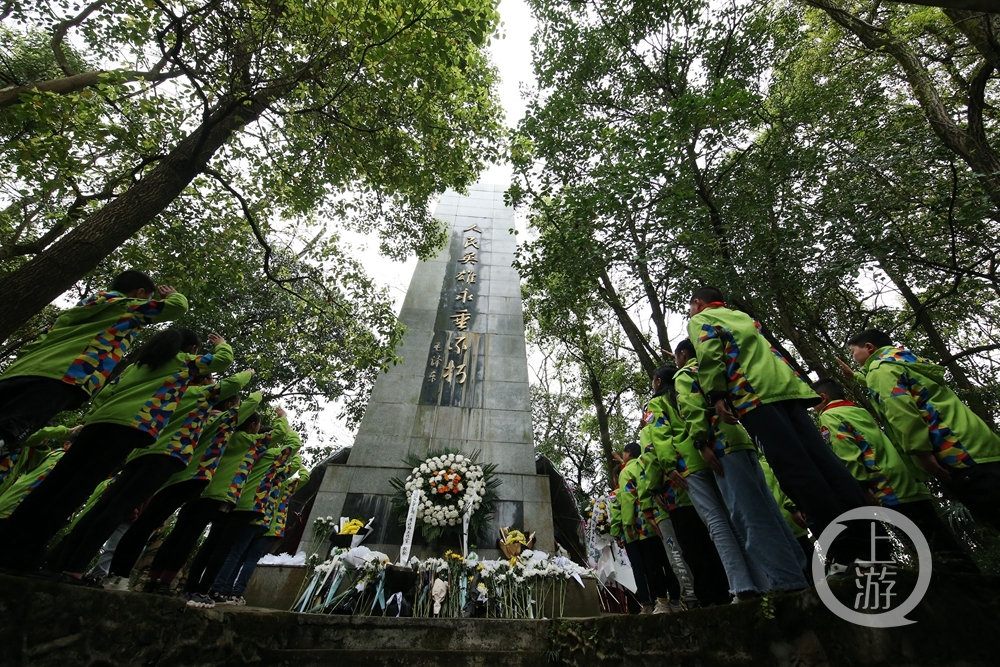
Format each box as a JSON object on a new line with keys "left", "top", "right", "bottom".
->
{"left": 304, "top": 462, "right": 555, "bottom": 561}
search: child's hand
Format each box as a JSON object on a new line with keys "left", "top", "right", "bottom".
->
{"left": 834, "top": 356, "right": 855, "bottom": 381}
{"left": 157, "top": 285, "right": 177, "bottom": 297}
{"left": 714, "top": 398, "right": 739, "bottom": 425}
{"left": 791, "top": 511, "right": 808, "bottom": 530}
{"left": 699, "top": 445, "right": 725, "bottom": 477}
{"left": 915, "top": 451, "right": 952, "bottom": 484}
{"left": 276, "top": 407, "right": 287, "bottom": 419}
{"left": 668, "top": 470, "right": 689, "bottom": 490}
{"left": 68, "top": 425, "right": 84, "bottom": 434}
{"left": 207, "top": 333, "right": 226, "bottom": 347}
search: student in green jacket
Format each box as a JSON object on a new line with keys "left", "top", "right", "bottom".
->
{"left": 0, "top": 270, "right": 187, "bottom": 454}
{"left": 185, "top": 408, "right": 290, "bottom": 607}
{"left": 617, "top": 441, "right": 681, "bottom": 614}
{"left": 0, "top": 438, "right": 75, "bottom": 519}
{"left": 97, "top": 370, "right": 255, "bottom": 582}
{"left": 213, "top": 446, "right": 310, "bottom": 604}
{"left": 841, "top": 329, "right": 1000, "bottom": 531}
{"left": 637, "top": 382, "right": 732, "bottom": 607}
{"left": 687, "top": 286, "right": 869, "bottom": 570}
{"left": 0, "top": 328, "right": 229, "bottom": 574}
{"left": 143, "top": 393, "right": 264, "bottom": 594}
{"left": 673, "top": 340, "right": 808, "bottom": 595}
{"left": 0, "top": 425, "right": 80, "bottom": 495}
{"left": 812, "top": 377, "right": 977, "bottom": 572}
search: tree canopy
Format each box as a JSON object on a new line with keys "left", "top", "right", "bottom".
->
{"left": 513, "top": 0, "right": 1000, "bottom": 490}
{"left": 1, "top": 0, "right": 506, "bottom": 436}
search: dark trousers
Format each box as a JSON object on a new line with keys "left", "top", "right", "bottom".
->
{"left": 215, "top": 525, "right": 270, "bottom": 596}
{"left": 894, "top": 499, "right": 979, "bottom": 573}
{"left": 148, "top": 497, "right": 227, "bottom": 585}
{"left": 0, "top": 376, "right": 87, "bottom": 453}
{"left": 950, "top": 462, "right": 1000, "bottom": 532}
{"left": 742, "top": 400, "right": 869, "bottom": 564}
{"left": 109, "top": 479, "right": 208, "bottom": 577}
{"left": 231, "top": 534, "right": 279, "bottom": 597}
{"left": 208, "top": 511, "right": 267, "bottom": 594}
{"left": 670, "top": 505, "right": 732, "bottom": 605}
{"left": 184, "top": 510, "right": 257, "bottom": 595}
{"left": 0, "top": 423, "right": 152, "bottom": 571}
{"left": 50, "top": 454, "right": 184, "bottom": 573}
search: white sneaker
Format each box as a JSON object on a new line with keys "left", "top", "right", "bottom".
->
{"left": 104, "top": 576, "right": 130, "bottom": 591}
{"left": 639, "top": 604, "right": 655, "bottom": 614}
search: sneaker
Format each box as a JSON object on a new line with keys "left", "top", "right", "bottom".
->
{"left": 653, "top": 599, "right": 684, "bottom": 614}
{"left": 231, "top": 596, "right": 246, "bottom": 607}
{"left": 825, "top": 562, "right": 851, "bottom": 581}
{"left": 185, "top": 593, "right": 215, "bottom": 609}
{"left": 639, "top": 604, "right": 655, "bottom": 614}
{"left": 208, "top": 590, "right": 231, "bottom": 605}
{"left": 103, "top": 576, "right": 130, "bottom": 592}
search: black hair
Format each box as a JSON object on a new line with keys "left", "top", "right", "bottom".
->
{"left": 237, "top": 412, "right": 262, "bottom": 432}
{"left": 811, "top": 378, "right": 846, "bottom": 401}
{"left": 846, "top": 329, "right": 893, "bottom": 350}
{"left": 674, "top": 339, "right": 695, "bottom": 358}
{"left": 623, "top": 442, "right": 641, "bottom": 459}
{"left": 111, "top": 270, "right": 156, "bottom": 295}
{"left": 691, "top": 286, "right": 725, "bottom": 304}
{"left": 134, "top": 328, "right": 199, "bottom": 370}
{"left": 652, "top": 365, "right": 678, "bottom": 397}
{"left": 217, "top": 395, "right": 240, "bottom": 410}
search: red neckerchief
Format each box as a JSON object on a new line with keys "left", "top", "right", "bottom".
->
{"left": 706, "top": 301, "right": 725, "bottom": 308}
{"left": 823, "top": 399, "right": 856, "bottom": 412}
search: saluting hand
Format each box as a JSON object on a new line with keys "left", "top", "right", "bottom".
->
{"left": 834, "top": 356, "right": 855, "bottom": 381}
{"left": 276, "top": 407, "right": 287, "bottom": 419}
{"left": 207, "top": 333, "right": 226, "bottom": 347}
{"left": 157, "top": 285, "right": 177, "bottom": 297}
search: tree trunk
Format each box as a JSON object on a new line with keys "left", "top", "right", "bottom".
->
{"left": 0, "top": 94, "right": 268, "bottom": 342}
{"left": 584, "top": 360, "right": 618, "bottom": 489}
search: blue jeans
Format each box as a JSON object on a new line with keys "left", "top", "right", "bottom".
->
{"left": 685, "top": 469, "right": 764, "bottom": 594}
{"left": 232, "top": 534, "right": 278, "bottom": 596}
{"left": 209, "top": 519, "right": 265, "bottom": 595}
{"left": 715, "top": 450, "right": 808, "bottom": 591}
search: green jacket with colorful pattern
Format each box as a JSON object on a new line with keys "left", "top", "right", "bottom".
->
{"left": 202, "top": 416, "right": 290, "bottom": 506}
{"left": 125, "top": 370, "right": 252, "bottom": 468}
{"left": 1, "top": 290, "right": 188, "bottom": 398}
{"left": 85, "top": 344, "right": 233, "bottom": 439}
{"left": 0, "top": 448, "right": 65, "bottom": 519}
{"left": 0, "top": 425, "right": 71, "bottom": 494}
{"left": 160, "top": 391, "right": 263, "bottom": 491}
{"left": 637, "top": 397, "right": 693, "bottom": 514}
{"left": 861, "top": 346, "right": 1000, "bottom": 471}
{"left": 617, "top": 457, "right": 654, "bottom": 543}
{"left": 674, "top": 359, "right": 756, "bottom": 457}
{"left": 238, "top": 429, "right": 300, "bottom": 513}
{"left": 819, "top": 399, "right": 931, "bottom": 506}
{"left": 687, "top": 305, "right": 818, "bottom": 416}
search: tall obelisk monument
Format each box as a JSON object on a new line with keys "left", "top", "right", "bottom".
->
{"left": 304, "top": 184, "right": 554, "bottom": 559}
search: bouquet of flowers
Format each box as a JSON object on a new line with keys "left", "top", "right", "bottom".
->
{"left": 497, "top": 526, "right": 535, "bottom": 559}
{"left": 390, "top": 449, "right": 501, "bottom": 541}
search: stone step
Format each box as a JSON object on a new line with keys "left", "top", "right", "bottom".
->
{"left": 256, "top": 648, "right": 553, "bottom": 667}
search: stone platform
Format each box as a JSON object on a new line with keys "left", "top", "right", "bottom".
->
{"left": 3, "top": 572, "right": 1000, "bottom": 667}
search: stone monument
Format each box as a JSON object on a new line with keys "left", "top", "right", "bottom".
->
{"left": 303, "top": 184, "right": 554, "bottom": 559}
